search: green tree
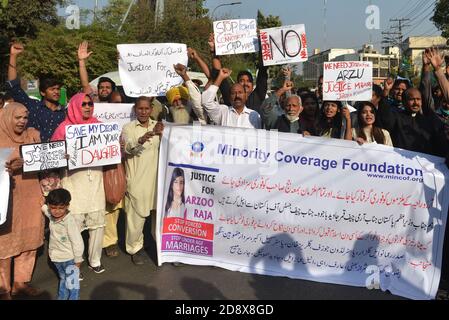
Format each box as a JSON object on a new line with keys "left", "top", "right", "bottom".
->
{"left": 256, "top": 10, "right": 282, "bottom": 29}
{"left": 432, "top": 0, "right": 449, "bottom": 41}
{"left": 18, "top": 24, "right": 124, "bottom": 96}
{"left": 0, "top": 0, "right": 66, "bottom": 87}
{"left": 108, "top": 0, "right": 213, "bottom": 70}
{"left": 0, "top": 0, "right": 64, "bottom": 41}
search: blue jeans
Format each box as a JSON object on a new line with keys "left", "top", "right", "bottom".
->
{"left": 53, "top": 260, "right": 80, "bottom": 300}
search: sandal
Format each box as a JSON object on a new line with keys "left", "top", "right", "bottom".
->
{"left": 105, "top": 244, "right": 120, "bottom": 257}
{"left": 11, "top": 284, "right": 43, "bottom": 297}
{"left": 0, "top": 292, "right": 12, "bottom": 300}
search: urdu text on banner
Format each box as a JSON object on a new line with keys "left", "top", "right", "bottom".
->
{"left": 156, "top": 125, "right": 449, "bottom": 300}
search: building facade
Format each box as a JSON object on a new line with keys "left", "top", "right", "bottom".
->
{"left": 401, "top": 36, "right": 449, "bottom": 74}
{"left": 303, "top": 48, "right": 356, "bottom": 82}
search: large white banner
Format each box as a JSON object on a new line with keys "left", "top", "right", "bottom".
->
{"left": 323, "top": 61, "right": 373, "bottom": 101}
{"left": 260, "top": 24, "right": 308, "bottom": 66}
{"left": 93, "top": 103, "right": 135, "bottom": 130}
{"left": 117, "top": 43, "right": 188, "bottom": 97}
{"left": 156, "top": 125, "right": 449, "bottom": 300}
{"left": 214, "top": 19, "right": 259, "bottom": 55}
{"left": 65, "top": 123, "right": 122, "bottom": 170}
{"left": 0, "top": 148, "right": 12, "bottom": 225}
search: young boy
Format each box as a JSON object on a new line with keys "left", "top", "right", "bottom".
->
{"left": 43, "top": 188, "right": 84, "bottom": 300}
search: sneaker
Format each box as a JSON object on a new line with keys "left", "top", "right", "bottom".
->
{"left": 131, "top": 250, "right": 146, "bottom": 265}
{"left": 89, "top": 265, "right": 105, "bottom": 274}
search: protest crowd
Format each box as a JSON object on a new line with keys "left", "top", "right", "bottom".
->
{"left": 1, "top": 18, "right": 449, "bottom": 301}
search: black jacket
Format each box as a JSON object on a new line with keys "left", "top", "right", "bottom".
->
{"left": 377, "top": 101, "right": 448, "bottom": 157}
{"left": 274, "top": 115, "right": 303, "bottom": 134}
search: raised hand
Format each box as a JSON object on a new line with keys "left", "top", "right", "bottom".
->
{"left": 218, "top": 68, "right": 232, "bottom": 80}
{"left": 281, "top": 66, "right": 292, "bottom": 79}
{"left": 173, "top": 63, "right": 188, "bottom": 76}
{"left": 384, "top": 77, "right": 394, "bottom": 92}
{"left": 10, "top": 43, "right": 24, "bottom": 56}
{"left": 78, "top": 41, "right": 92, "bottom": 61}
{"left": 187, "top": 47, "right": 198, "bottom": 60}
{"left": 426, "top": 47, "right": 444, "bottom": 70}
{"left": 282, "top": 80, "right": 294, "bottom": 91}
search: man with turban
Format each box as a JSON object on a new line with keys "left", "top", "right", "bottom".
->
{"left": 165, "top": 64, "right": 207, "bottom": 125}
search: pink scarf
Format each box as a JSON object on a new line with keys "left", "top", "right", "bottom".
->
{"left": 51, "top": 93, "right": 100, "bottom": 141}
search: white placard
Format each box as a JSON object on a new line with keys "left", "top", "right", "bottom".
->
{"left": 118, "top": 43, "right": 188, "bottom": 97}
{"left": 65, "top": 123, "right": 122, "bottom": 170}
{"left": 260, "top": 24, "right": 308, "bottom": 66}
{"left": 323, "top": 61, "right": 373, "bottom": 101}
{"left": 0, "top": 148, "right": 12, "bottom": 225}
{"left": 156, "top": 125, "right": 449, "bottom": 300}
{"left": 20, "top": 141, "right": 67, "bottom": 173}
{"left": 214, "top": 19, "right": 259, "bottom": 55}
{"left": 93, "top": 103, "right": 135, "bottom": 130}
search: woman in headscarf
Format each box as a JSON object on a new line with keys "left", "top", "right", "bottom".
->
{"left": 51, "top": 93, "right": 106, "bottom": 274}
{"left": 0, "top": 103, "right": 44, "bottom": 300}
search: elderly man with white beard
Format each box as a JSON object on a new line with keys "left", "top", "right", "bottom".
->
{"left": 165, "top": 64, "right": 207, "bottom": 125}
{"left": 262, "top": 92, "right": 309, "bottom": 135}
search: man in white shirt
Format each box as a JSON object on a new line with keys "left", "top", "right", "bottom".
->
{"left": 201, "top": 68, "right": 261, "bottom": 129}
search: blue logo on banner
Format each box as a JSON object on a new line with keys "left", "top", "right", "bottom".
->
{"left": 191, "top": 142, "right": 205, "bottom": 153}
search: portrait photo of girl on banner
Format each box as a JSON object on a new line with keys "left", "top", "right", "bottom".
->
{"left": 164, "top": 167, "right": 187, "bottom": 219}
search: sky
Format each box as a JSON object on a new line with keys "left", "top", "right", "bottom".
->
{"left": 63, "top": 0, "right": 440, "bottom": 54}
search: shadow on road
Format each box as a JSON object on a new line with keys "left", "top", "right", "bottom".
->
{"left": 180, "top": 277, "right": 226, "bottom": 300}
{"left": 90, "top": 281, "right": 159, "bottom": 300}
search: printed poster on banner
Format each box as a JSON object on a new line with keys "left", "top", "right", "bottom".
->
{"left": 214, "top": 19, "right": 259, "bottom": 55}
{"left": 20, "top": 141, "right": 67, "bottom": 173}
{"left": 0, "top": 148, "right": 12, "bottom": 225}
{"left": 156, "top": 125, "right": 449, "bottom": 300}
{"left": 93, "top": 103, "right": 135, "bottom": 130}
{"left": 117, "top": 43, "right": 188, "bottom": 97}
{"left": 323, "top": 61, "right": 373, "bottom": 101}
{"left": 260, "top": 24, "right": 308, "bottom": 66}
{"left": 65, "top": 122, "right": 122, "bottom": 170}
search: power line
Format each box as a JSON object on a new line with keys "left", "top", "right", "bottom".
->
{"left": 406, "top": 1, "right": 435, "bottom": 23}
{"left": 402, "top": 10, "right": 435, "bottom": 38}
{"left": 390, "top": 0, "right": 419, "bottom": 19}
{"left": 400, "top": 0, "right": 427, "bottom": 19}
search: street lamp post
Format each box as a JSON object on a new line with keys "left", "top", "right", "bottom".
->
{"left": 211, "top": 2, "right": 242, "bottom": 19}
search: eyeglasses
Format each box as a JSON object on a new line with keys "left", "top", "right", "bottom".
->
{"left": 81, "top": 101, "right": 94, "bottom": 107}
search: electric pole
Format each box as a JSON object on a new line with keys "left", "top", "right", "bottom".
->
{"left": 382, "top": 18, "right": 411, "bottom": 58}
